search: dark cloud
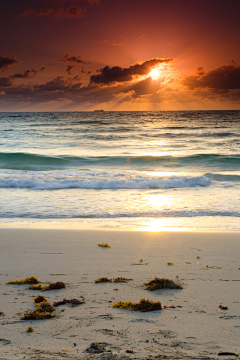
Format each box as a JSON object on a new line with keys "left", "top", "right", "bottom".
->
{"left": 66, "top": 65, "right": 75, "bottom": 74}
{"left": 196, "top": 67, "right": 205, "bottom": 76}
{"left": 61, "top": 54, "right": 85, "bottom": 64}
{"left": 183, "top": 65, "right": 240, "bottom": 90}
{"left": 20, "top": 6, "right": 86, "bottom": 19}
{"left": 56, "top": 6, "right": 86, "bottom": 18}
{"left": 0, "top": 68, "right": 46, "bottom": 89}
{"left": 34, "top": 76, "right": 82, "bottom": 92}
{"left": 61, "top": 55, "right": 88, "bottom": 74}
{"left": 11, "top": 67, "right": 46, "bottom": 79}
{"left": 20, "top": 7, "right": 53, "bottom": 17}
{"left": 81, "top": 68, "right": 91, "bottom": 74}
{"left": 0, "top": 77, "right": 13, "bottom": 87}
{"left": 0, "top": 55, "right": 18, "bottom": 71}
{"left": 90, "top": 58, "right": 172, "bottom": 84}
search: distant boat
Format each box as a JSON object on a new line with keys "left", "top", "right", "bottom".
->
{"left": 94, "top": 109, "right": 104, "bottom": 112}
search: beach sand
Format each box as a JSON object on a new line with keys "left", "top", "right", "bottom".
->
{"left": 0, "top": 229, "right": 239, "bottom": 359}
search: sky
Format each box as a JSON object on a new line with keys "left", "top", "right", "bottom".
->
{"left": 0, "top": 0, "right": 240, "bottom": 111}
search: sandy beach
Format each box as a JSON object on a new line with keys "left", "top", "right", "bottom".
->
{"left": 0, "top": 228, "right": 239, "bottom": 359}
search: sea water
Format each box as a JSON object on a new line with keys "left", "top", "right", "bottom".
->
{"left": 0, "top": 111, "right": 240, "bottom": 230}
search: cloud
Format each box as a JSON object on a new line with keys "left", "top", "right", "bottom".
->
{"left": 34, "top": 76, "right": 82, "bottom": 92}
{"left": 55, "top": 6, "right": 86, "bottom": 18}
{"left": 2, "top": 60, "right": 240, "bottom": 110}
{"left": 90, "top": 58, "right": 172, "bottom": 84}
{"left": 0, "top": 55, "right": 18, "bottom": 71}
{"left": 81, "top": 68, "right": 91, "bottom": 74}
{"left": 0, "top": 68, "right": 46, "bottom": 88}
{"left": 20, "top": 6, "right": 86, "bottom": 19}
{"left": 11, "top": 67, "right": 46, "bottom": 79}
{"left": 183, "top": 65, "right": 240, "bottom": 91}
{"left": 20, "top": 7, "right": 53, "bottom": 17}
{"left": 61, "top": 54, "right": 88, "bottom": 74}
{"left": 61, "top": 54, "right": 86, "bottom": 64}
{"left": 35, "top": 76, "right": 71, "bottom": 92}
{"left": 0, "top": 77, "right": 13, "bottom": 87}
{"left": 98, "top": 39, "right": 110, "bottom": 45}
{"left": 66, "top": 65, "right": 75, "bottom": 74}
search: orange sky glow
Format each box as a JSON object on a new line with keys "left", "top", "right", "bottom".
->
{"left": 0, "top": 0, "right": 240, "bottom": 111}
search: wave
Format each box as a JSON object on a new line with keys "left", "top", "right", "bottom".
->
{"left": 0, "top": 210, "right": 239, "bottom": 219}
{"left": 1, "top": 152, "right": 240, "bottom": 171}
{"left": 0, "top": 171, "right": 210, "bottom": 190}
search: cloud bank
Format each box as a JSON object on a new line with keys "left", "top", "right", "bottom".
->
{"left": 90, "top": 58, "right": 172, "bottom": 84}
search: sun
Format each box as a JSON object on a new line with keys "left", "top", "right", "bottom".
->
{"left": 150, "top": 68, "right": 160, "bottom": 79}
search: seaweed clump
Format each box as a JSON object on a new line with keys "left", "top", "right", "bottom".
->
{"left": 0, "top": 311, "right": 5, "bottom": 316}
{"left": 26, "top": 326, "right": 34, "bottom": 333}
{"left": 113, "top": 277, "right": 132, "bottom": 283}
{"left": 144, "top": 277, "right": 182, "bottom": 291}
{"left": 6, "top": 276, "right": 40, "bottom": 285}
{"left": 95, "top": 277, "right": 112, "bottom": 283}
{"left": 95, "top": 277, "right": 132, "bottom": 283}
{"left": 21, "top": 301, "right": 56, "bottom": 320}
{"left": 98, "top": 243, "right": 111, "bottom": 248}
{"left": 34, "top": 295, "right": 48, "bottom": 303}
{"left": 29, "top": 281, "right": 66, "bottom": 291}
{"left": 113, "top": 298, "right": 162, "bottom": 312}
{"left": 53, "top": 298, "right": 85, "bottom": 307}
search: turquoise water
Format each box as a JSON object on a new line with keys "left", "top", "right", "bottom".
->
{"left": 1, "top": 111, "right": 240, "bottom": 230}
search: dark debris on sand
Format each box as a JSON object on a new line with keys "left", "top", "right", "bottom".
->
{"left": 85, "top": 342, "right": 110, "bottom": 354}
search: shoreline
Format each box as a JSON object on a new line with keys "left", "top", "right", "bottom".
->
{"left": 1, "top": 216, "right": 240, "bottom": 232}
{"left": 1, "top": 229, "right": 240, "bottom": 359}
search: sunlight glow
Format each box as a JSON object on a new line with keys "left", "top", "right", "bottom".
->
{"left": 150, "top": 68, "right": 160, "bottom": 79}
{"left": 139, "top": 218, "right": 185, "bottom": 232}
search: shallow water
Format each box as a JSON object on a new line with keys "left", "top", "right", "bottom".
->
{"left": 1, "top": 111, "right": 240, "bottom": 230}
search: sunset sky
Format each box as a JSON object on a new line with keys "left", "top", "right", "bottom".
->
{"left": 1, "top": 0, "right": 240, "bottom": 111}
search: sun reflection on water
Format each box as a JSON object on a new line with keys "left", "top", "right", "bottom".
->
{"left": 138, "top": 218, "right": 189, "bottom": 232}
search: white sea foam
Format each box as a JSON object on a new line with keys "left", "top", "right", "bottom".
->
{"left": 0, "top": 170, "right": 211, "bottom": 190}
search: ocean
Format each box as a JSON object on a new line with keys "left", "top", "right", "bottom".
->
{"left": 0, "top": 111, "right": 240, "bottom": 231}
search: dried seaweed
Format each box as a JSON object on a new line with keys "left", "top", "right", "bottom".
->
{"left": 29, "top": 281, "right": 66, "bottom": 291}
{"left": 6, "top": 276, "right": 40, "bottom": 285}
{"left": 113, "top": 277, "right": 132, "bottom": 283}
{"left": 98, "top": 243, "right": 111, "bottom": 248}
{"left": 95, "top": 277, "right": 112, "bottom": 283}
{"left": 26, "top": 326, "right": 34, "bottom": 332}
{"left": 34, "top": 295, "right": 48, "bottom": 303}
{"left": 113, "top": 298, "right": 162, "bottom": 312}
{"left": 95, "top": 276, "right": 132, "bottom": 283}
{"left": 144, "top": 277, "right": 182, "bottom": 291}
{"left": 21, "top": 301, "right": 56, "bottom": 320}
{"left": 53, "top": 298, "right": 85, "bottom": 307}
